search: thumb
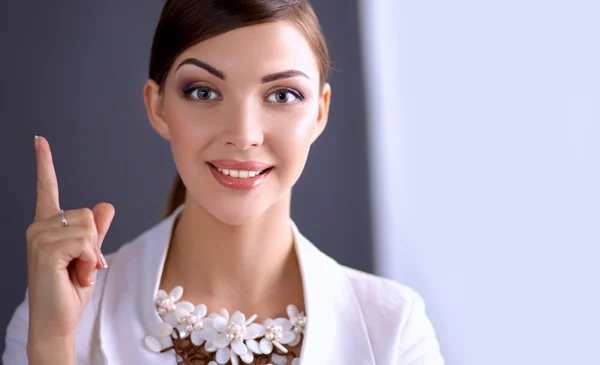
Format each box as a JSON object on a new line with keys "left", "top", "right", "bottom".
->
{"left": 92, "top": 202, "right": 115, "bottom": 248}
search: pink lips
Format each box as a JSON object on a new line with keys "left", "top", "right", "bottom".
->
{"left": 208, "top": 159, "right": 273, "bottom": 171}
{"left": 207, "top": 159, "right": 274, "bottom": 191}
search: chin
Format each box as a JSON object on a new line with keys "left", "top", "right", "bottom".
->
{"left": 209, "top": 206, "right": 266, "bottom": 227}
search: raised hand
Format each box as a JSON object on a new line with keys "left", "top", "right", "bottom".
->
{"left": 25, "top": 136, "right": 115, "bottom": 362}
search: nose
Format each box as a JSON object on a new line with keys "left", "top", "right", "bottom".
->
{"left": 221, "top": 101, "right": 264, "bottom": 150}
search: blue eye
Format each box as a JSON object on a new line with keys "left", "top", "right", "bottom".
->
{"left": 183, "top": 86, "right": 220, "bottom": 100}
{"left": 267, "top": 89, "right": 304, "bottom": 103}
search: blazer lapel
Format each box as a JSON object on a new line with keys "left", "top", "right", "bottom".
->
{"left": 98, "top": 205, "right": 181, "bottom": 365}
{"left": 292, "top": 221, "right": 376, "bottom": 364}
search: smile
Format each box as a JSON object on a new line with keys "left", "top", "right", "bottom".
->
{"left": 209, "top": 164, "right": 270, "bottom": 179}
{"left": 207, "top": 161, "right": 274, "bottom": 190}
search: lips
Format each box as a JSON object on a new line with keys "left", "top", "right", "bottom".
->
{"left": 208, "top": 159, "right": 273, "bottom": 171}
{"left": 207, "top": 159, "right": 274, "bottom": 190}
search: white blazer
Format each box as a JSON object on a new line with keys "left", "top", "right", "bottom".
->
{"left": 3, "top": 205, "right": 444, "bottom": 364}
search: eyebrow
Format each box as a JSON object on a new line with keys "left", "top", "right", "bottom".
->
{"left": 261, "top": 70, "right": 309, "bottom": 83}
{"left": 176, "top": 58, "right": 225, "bottom": 80}
{"left": 175, "top": 57, "right": 310, "bottom": 83}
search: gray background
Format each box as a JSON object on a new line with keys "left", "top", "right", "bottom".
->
{"left": 0, "top": 1, "right": 371, "bottom": 354}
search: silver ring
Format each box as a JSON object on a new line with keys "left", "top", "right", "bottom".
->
{"left": 59, "top": 209, "right": 68, "bottom": 227}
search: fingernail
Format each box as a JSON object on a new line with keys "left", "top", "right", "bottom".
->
{"left": 34, "top": 135, "right": 39, "bottom": 150}
{"left": 89, "top": 270, "right": 97, "bottom": 286}
{"left": 100, "top": 253, "right": 108, "bottom": 269}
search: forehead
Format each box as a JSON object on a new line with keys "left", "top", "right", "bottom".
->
{"left": 172, "top": 21, "right": 320, "bottom": 83}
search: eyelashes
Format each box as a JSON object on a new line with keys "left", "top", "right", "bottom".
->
{"left": 182, "top": 85, "right": 220, "bottom": 101}
{"left": 181, "top": 85, "right": 305, "bottom": 104}
{"left": 266, "top": 89, "right": 304, "bottom": 103}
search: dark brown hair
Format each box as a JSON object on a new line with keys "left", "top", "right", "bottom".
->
{"left": 148, "top": 0, "right": 330, "bottom": 218}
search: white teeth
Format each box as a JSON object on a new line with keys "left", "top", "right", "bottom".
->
{"left": 215, "top": 166, "right": 263, "bottom": 179}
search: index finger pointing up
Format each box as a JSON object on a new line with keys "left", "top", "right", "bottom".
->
{"left": 34, "top": 136, "right": 61, "bottom": 222}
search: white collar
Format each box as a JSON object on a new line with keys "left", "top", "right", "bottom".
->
{"left": 99, "top": 204, "right": 376, "bottom": 364}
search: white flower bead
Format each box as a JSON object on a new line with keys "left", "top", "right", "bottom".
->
{"left": 278, "top": 330, "right": 295, "bottom": 345}
{"left": 216, "top": 347, "right": 230, "bottom": 364}
{"left": 154, "top": 322, "right": 173, "bottom": 338}
{"left": 286, "top": 305, "right": 299, "bottom": 318}
{"left": 170, "top": 286, "right": 184, "bottom": 301}
{"left": 246, "top": 339, "right": 261, "bottom": 354}
{"left": 272, "top": 353, "right": 287, "bottom": 365}
{"left": 244, "top": 323, "right": 265, "bottom": 340}
{"left": 229, "top": 311, "right": 249, "bottom": 342}
{"left": 214, "top": 333, "right": 231, "bottom": 348}
{"left": 176, "top": 300, "right": 195, "bottom": 313}
{"left": 180, "top": 312, "right": 206, "bottom": 334}
{"left": 287, "top": 305, "right": 307, "bottom": 335}
{"left": 289, "top": 333, "right": 301, "bottom": 347}
{"left": 191, "top": 331, "right": 205, "bottom": 346}
{"left": 194, "top": 304, "right": 208, "bottom": 317}
{"left": 274, "top": 317, "right": 292, "bottom": 331}
{"left": 175, "top": 325, "right": 189, "bottom": 339}
{"left": 240, "top": 351, "right": 254, "bottom": 364}
{"left": 231, "top": 339, "right": 248, "bottom": 356}
{"left": 198, "top": 327, "right": 219, "bottom": 341}
{"left": 213, "top": 316, "right": 228, "bottom": 332}
{"left": 259, "top": 337, "right": 273, "bottom": 354}
{"left": 272, "top": 340, "right": 288, "bottom": 353}
{"left": 156, "top": 296, "right": 176, "bottom": 314}
{"left": 163, "top": 312, "right": 179, "bottom": 326}
{"left": 205, "top": 340, "right": 218, "bottom": 353}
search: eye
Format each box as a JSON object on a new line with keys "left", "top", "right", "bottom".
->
{"left": 266, "top": 89, "right": 304, "bottom": 104}
{"left": 183, "top": 86, "right": 220, "bottom": 101}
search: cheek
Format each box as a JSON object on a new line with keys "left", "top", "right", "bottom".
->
{"left": 273, "top": 101, "right": 317, "bottom": 136}
{"left": 268, "top": 107, "right": 317, "bottom": 164}
{"left": 163, "top": 100, "right": 217, "bottom": 155}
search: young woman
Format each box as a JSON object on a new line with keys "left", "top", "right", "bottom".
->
{"left": 3, "top": 1, "right": 444, "bottom": 364}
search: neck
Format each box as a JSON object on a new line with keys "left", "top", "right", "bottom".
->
{"left": 163, "top": 193, "right": 299, "bottom": 310}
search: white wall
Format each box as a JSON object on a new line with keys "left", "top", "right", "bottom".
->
{"left": 358, "top": 1, "right": 600, "bottom": 364}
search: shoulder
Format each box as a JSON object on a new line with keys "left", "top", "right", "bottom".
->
{"left": 343, "top": 265, "right": 420, "bottom": 309}
{"left": 341, "top": 266, "right": 445, "bottom": 364}
{"left": 342, "top": 266, "right": 421, "bottom": 333}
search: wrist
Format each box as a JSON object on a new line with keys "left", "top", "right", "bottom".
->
{"left": 27, "top": 336, "right": 75, "bottom": 365}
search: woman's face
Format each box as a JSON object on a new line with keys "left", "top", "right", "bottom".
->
{"left": 144, "top": 21, "right": 331, "bottom": 225}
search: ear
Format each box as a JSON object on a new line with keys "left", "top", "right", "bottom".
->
{"left": 143, "top": 79, "right": 171, "bottom": 141}
{"left": 311, "top": 82, "right": 332, "bottom": 144}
